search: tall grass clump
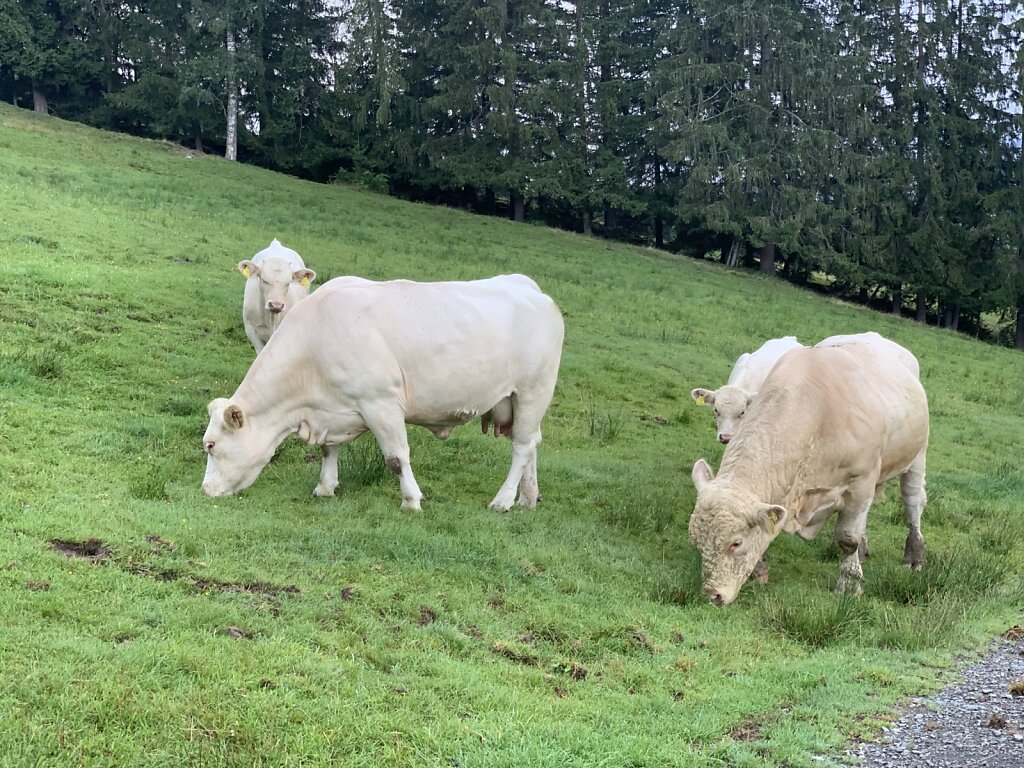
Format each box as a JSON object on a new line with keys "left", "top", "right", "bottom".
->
{"left": 866, "top": 547, "right": 1007, "bottom": 605}
{"left": 758, "top": 592, "right": 869, "bottom": 647}
{"left": 339, "top": 434, "right": 390, "bottom": 486}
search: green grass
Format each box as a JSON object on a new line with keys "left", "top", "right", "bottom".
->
{"left": 0, "top": 102, "right": 1022, "bottom": 767}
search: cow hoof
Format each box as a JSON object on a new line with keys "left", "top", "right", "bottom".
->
{"left": 834, "top": 580, "right": 863, "bottom": 598}
{"left": 401, "top": 497, "right": 422, "bottom": 511}
{"left": 312, "top": 485, "right": 338, "bottom": 498}
{"left": 488, "top": 499, "right": 512, "bottom": 513}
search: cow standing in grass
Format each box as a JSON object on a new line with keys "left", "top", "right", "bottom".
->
{"left": 202, "top": 274, "right": 564, "bottom": 511}
{"left": 239, "top": 239, "right": 316, "bottom": 353}
{"left": 691, "top": 336, "right": 803, "bottom": 443}
{"left": 688, "top": 343, "right": 929, "bottom": 605}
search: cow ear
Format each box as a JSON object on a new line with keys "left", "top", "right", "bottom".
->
{"left": 756, "top": 504, "right": 788, "bottom": 535}
{"left": 691, "top": 388, "right": 716, "bottom": 406}
{"left": 223, "top": 404, "right": 245, "bottom": 431}
{"left": 238, "top": 260, "right": 259, "bottom": 278}
{"left": 294, "top": 268, "right": 315, "bottom": 286}
{"left": 691, "top": 459, "right": 715, "bottom": 490}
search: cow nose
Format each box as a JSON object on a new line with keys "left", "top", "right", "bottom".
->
{"left": 718, "top": 433, "right": 731, "bottom": 444}
{"left": 710, "top": 593, "right": 724, "bottom": 606}
{"left": 267, "top": 301, "right": 285, "bottom": 313}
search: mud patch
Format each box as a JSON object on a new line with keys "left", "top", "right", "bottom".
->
{"left": 145, "top": 534, "right": 176, "bottom": 553}
{"left": 122, "top": 560, "right": 299, "bottom": 597}
{"left": 51, "top": 538, "right": 109, "bottom": 562}
{"left": 491, "top": 641, "right": 538, "bottom": 666}
{"left": 729, "top": 717, "right": 764, "bottom": 742}
{"left": 1004, "top": 625, "right": 1024, "bottom": 641}
{"left": 221, "top": 626, "right": 254, "bottom": 640}
{"left": 418, "top": 605, "right": 437, "bottom": 626}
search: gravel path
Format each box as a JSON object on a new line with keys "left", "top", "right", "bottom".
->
{"left": 844, "top": 629, "right": 1024, "bottom": 767}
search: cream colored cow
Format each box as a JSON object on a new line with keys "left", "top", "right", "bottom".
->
{"left": 691, "top": 336, "right": 803, "bottom": 443}
{"left": 203, "top": 274, "right": 564, "bottom": 511}
{"left": 239, "top": 239, "right": 315, "bottom": 353}
{"left": 689, "top": 343, "right": 929, "bottom": 605}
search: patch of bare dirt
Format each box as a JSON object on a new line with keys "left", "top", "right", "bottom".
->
{"left": 50, "top": 538, "right": 109, "bottom": 562}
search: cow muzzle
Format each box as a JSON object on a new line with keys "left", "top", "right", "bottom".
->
{"left": 717, "top": 433, "right": 732, "bottom": 444}
{"left": 266, "top": 301, "right": 285, "bottom": 314}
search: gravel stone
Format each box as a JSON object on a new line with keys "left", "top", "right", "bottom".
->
{"left": 845, "top": 637, "right": 1024, "bottom": 767}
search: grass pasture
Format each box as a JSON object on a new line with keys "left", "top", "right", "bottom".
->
{"left": 1, "top": 102, "right": 1023, "bottom": 767}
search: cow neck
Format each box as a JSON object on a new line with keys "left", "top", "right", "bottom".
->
{"left": 232, "top": 340, "right": 311, "bottom": 433}
{"left": 715, "top": 390, "right": 817, "bottom": 509}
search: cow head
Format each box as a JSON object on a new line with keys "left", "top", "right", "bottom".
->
{"left": 691, "top": 385, "right": 752, "bottom": 443}
{"left": 688, "top": 459, "right": 788, "bottom": 605}
{"left": 238, "top": 259, "right": 316, "bottom": 315}
{"left": 201, "top": 398, "right": 279, "bottom": 496}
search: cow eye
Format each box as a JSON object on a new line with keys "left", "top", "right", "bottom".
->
{"left": 204, "top": 441, "right": 215, "bottom": 454}
{"left": 727, "top": 539, "right": 742, "bottom": 553}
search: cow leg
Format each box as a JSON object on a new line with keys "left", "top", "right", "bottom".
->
{"left": 834, "top": 495, "right": 872, "bottom": 597}
{"left": 517, "top": 439, "right": 540, "bottom": 507}
{"left": 313, "top": 444, "right": 340, "bottom": 497}
{"left": 363, "top": 407, "right": 423, "bottom": 510}
{"left": 490, "top": 438, "right": 537, "bottom": 511}
{"left": 751, "top": 556, "right": 769, "bottom": 584}
{"left": 900, "top": 451, "right": 927, "bottom": 569}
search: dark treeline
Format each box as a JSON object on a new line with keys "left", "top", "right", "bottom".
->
{"left": 3, "top": 1, "right": 1023, "bottom": 348}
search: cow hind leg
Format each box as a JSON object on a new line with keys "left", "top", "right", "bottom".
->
{"left": 363, "top": 406, "right": 423, "bottom": 510}
{"left": 517, "top": 441, "right": 540, "bottom": 507}
{"left": 313, "top": 444, "right": 341, "bottom": 497}
{"left": 489, "top": 392, "right": 549, "bottom": 511}
{"left": 900, "top": 451, "right": 927, "bottom": 569}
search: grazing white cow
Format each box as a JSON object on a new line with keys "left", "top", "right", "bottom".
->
{"left": 689, "top": 343, "right": 929, "bottom": 605}
{"left": 239, "top": 239, "right": 316, "bottom": 353}
{"left": 202, "top": 274, "right": 564, "bottom": 511}
{"left": 691, "top": 336, "right": 803, "bottom": 443}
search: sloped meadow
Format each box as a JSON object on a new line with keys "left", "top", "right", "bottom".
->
{"left": 1, "top": 104, "right": 1022, "bottom": 767}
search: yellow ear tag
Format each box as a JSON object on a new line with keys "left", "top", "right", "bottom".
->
{"left": 300, "top": 277, "right": 310, "bottom": 287}
{"left": 696, "top": 395, "right": 705, "bottom": 406}
{"left": 242, "top": 266, "right": 251, "bottom": 277}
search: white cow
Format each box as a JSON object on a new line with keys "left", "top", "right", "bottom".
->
{"left": 689, "top": 343, "right": 929, "bottom": 605}
{"left": 691, "top": 336, "right": 803, "bottom": 443}
{"left": 202, "top": 274, "right": 564, "bottom": 511}
{"left": 239, "top": 239, "right": 316, "bottom": 353}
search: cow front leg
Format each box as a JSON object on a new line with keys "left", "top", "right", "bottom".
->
{"left": 834, "top": 495, "right": 871, "bottom": 596}
{"left": 313, "top": 444, "right": 340, "bottom": 497}
{"left": 364, "top": 408, "right": 422, "bottom": 510}
{"left": 901, "top": 451, "right": 927, "bottom": 569}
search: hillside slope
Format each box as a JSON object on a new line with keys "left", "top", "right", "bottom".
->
{"left": 1, "top": 103, "right": 1022, "bottom": 767}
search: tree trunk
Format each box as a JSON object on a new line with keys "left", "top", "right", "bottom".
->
{"left": 225, "top": 18, "right": 238, "bottom": 161}
{"left": 759, "top": 243, "right": 776, "bottom": 275}
{"left": 891, "top": 285, "right": 902, "bottom": 315}
{"left": 725, "top": 240, "right": 744, "bottom": 267}
{"left": 1016, "top": 296, "right": 1024, "bottom": 350}
{"left": 654, "top": 161, "right": 664, "bottom": 249}
{"left": 32, "top": 82, "right": 47, "bottom": 114}
{"left": 194, "top": 125, "right": 204, "bottom": 153}
{"left": 943, "top": 303, "right": 960, "bottom": 330}
{"left": 582, "top": 209, "right": 593, "bottom": 236}
{"left": 483, "top": 187, "right": 496, "bottom": 215}
{"left": 916, "top": 291, "right": 928, "bottom": 323}
{"left": 511, "top": 192, "right": 525, "bottom": 222}
{"left": 604, "top": 206, "right": 618, "bottom": 232}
